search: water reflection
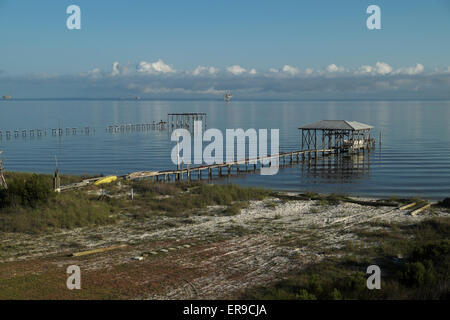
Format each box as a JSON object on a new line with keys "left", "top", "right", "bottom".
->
{"left": 1, "top": 100, "right": 449, "bottom": 199}
{"left": 301, "top": 152, "right": 371, "bottom": 184}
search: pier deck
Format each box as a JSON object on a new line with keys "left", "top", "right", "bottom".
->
{"left": 57, "top": 142, "right": 374, "bottom": 191}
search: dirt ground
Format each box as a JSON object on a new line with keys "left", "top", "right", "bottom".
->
{"left": 0, "top": 194, "right": 447, "bottom": 299}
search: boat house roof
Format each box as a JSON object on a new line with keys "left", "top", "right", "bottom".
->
{"left": 299, "top": 120, "right": 373, "bottom": 131}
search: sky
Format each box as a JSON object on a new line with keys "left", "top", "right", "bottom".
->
{"left": 0, "top": 0, "right": 449, "bottom": 99}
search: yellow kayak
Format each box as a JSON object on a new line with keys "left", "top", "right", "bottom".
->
{"left": 94, "top": 176, "right": 117, "bottom": 185}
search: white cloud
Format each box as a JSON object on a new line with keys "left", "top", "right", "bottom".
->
{"left": 326, "top": 64, "right": 345, "bottom": 73}
{"left": 84, "top": 68, "right": 103, "bottom": 79}
{"left": 357, "top": 62, "right": 393, "bottom": 75}
{"left": 78, "top": 60, "right": 439, "bottom": 84}
{"left": 374, "top": 62, "right": 393, "bottom": 75}
{"left": 358, "top": 65, "right": 374, "bottom": 74}
{"left": 357, "top": 62, "right": 425, "bottom": 76}
{"left": 111, "top": 62, "right": 121, "bottom": 76}
{"left": 432, "top": 66, "right": 450, "bottom": 74}
{"left": 226, "top": 65, "right": 247, "bottom": 75}
{"left": 394, "top": 63, "right": 424, "bottom": 75}
{"left": 7, "top": 60, "right": 450, "bottom": 100}
{"left": 282, "top": 65, "right": 299, "bottom": 75}
{"left": 138, "top": 86, "right": 224, "bottom": 95}
{"left": 192, "top": 66, "right": 218, "bottom": 76}
{"left": 111, "top": 61, "right": 130, "bottom": 76}
{"left": 137, "top": 59, "right": 175, "bottom": 74}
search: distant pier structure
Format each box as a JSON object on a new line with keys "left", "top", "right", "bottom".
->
{"left": 107, "top": 122, "right": 167, "bottom": 133}
{"left": 0, "top": 126, "right": 96, "bottom": 141}
{"left": 299, "top": 120, "right": 375, "bottom": 158}
{"left": 168, "top": 113, "right": 207, "bottom": 132}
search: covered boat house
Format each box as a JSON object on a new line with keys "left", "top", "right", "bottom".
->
{"left": 299, "top": 120, "right": 375, "bottom": 157}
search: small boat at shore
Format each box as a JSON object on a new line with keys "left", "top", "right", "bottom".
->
{"left": 2, "top": 95, "right": 11, "bottom": 100}
{"left": 94, "top": 176, "right": 118, "bottom": 185}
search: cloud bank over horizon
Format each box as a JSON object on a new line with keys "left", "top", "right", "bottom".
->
{"left": 1, "top": 59, "right": 449, "bottom": 100}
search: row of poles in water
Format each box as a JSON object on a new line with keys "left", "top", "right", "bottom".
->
{"left": 0, "top": 114, "right": 207, "bottom": 140}
{"left": 1, "top": 114, "right": 208, "bottom": 140}
{"left": 0, "top": 122, "right": 168, "bottom": 139}
{"left": 0, "top": 127, "right": 95, "bottom": 139}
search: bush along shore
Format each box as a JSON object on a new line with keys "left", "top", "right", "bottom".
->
{"left": 0, "top": 171, "right": 269, "bottom": 234}
{"left": 0, "top": 171, "right": 448, "bottom": 299}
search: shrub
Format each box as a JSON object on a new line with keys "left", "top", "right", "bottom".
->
{"left": 131, "top": 180, "right": 182, "bottom": 196}
{"left": 296, "top": 289, "right": 317, "bottom": 300}
{"left": 409, "top": 240, "right": 450, "bottom": 263}
{"left": 0, "top": 192, "right": 117, "bottom": 234}
{"left": 400, "top": 262, "right": 435, "bottom": 287}
{"left": 438, "top": 197, "right": 450, "bottom": 209}
{"left": 0, "top": 174, "right": 53, "bottom": 208}
{"left": 330, "top": 288, "right": 343, "bottom": 300}
{"left": 223, "top": 201, "right": 249, "bottom": 216}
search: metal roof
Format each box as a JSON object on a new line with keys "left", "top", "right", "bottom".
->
{"left": 299, "top": 120, "right": 373, "bottom": 131}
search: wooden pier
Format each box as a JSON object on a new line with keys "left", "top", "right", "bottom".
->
{"left": 52, "top": 119, "right": 376, "bottom": 191}
{"left": 125, "top": 148, "right": 340, "bottom": 182}
{"left": 124, "top": 120, "right": 376, "bottom": 182}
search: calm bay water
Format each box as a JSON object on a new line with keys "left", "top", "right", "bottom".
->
{"left": 1, "top": 99, "right": 449, "bottom": 200}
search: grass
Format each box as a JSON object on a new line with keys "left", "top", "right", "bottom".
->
{"left": 0, "top": 191, "right": 120, "bottom": 234}
{"left": 264, "top": 201, "right": 278, "bottom": 209}
{"left": 222, "top": 201, "right": 250, "bottom": 216}
{"left": 243, "top": 262, "right": 372, "bottom": 300}
{"left": 0, "top": 172, "right": 124, "bottom": 234}
{"left": 437, "top": 197, "right": 450, "bottom": 210}
{"left": 129, "top": 180, "right": 269, "bottom": 218}
{"left": 3, "top": 171, "right": 96, "bottom": 186}
{"left": 314, "top": 194, "right": 348, "bottom": 207}
{"left": 242, "top": 217, "right": 450, "bottom": 300}
{"left": 0, "top": 172, "right": 269, "bottom": 234}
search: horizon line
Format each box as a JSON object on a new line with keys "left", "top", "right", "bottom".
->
{"left": 2, "top": 98, "right": 450, "bottom": 102}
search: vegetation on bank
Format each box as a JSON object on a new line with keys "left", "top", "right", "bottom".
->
{"left": 0, "top": 173, "right": 118, "bottom": 233}
{"left": 0, "top": 172, "right": 269, "bottom": 234}
{"left": 242, "top": 217, "right": 450, "bottom": 300}
{"left": 129, "top": 180, "right": 268, "bottom": 217}
{"left": 438, "top": 197, "right": 450, "bottom": 209}
{"left": 0, "top": 172, "right": 448, "bottom": 300}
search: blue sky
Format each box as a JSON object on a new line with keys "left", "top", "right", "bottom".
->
{"left": 0, "top": 0, "right": 449, "bottom": 99}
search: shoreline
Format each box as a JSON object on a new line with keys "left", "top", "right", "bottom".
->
{"left": 3, "top": 170, "right": 447, "bottom": 202}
